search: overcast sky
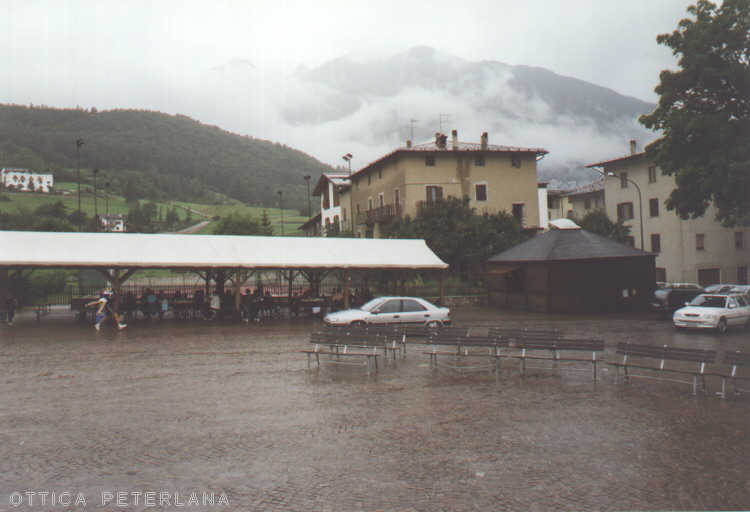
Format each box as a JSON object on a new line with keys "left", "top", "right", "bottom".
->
{"left": 0, "top": 0, "right": 692, "bottom": 167}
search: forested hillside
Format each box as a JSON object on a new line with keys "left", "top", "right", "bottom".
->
{"left": 0, "top": 104, "right": 332, "bottom": 210}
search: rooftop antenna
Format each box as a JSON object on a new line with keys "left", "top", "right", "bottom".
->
{"left": 410, "top": 119, "right": 419, "bottom": 141}
{"left": 438, "top": 114, "right": 451, "bottom": 134}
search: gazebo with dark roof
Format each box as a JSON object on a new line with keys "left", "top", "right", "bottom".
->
{"left": 486, "top": 225, "right": 656, "bottom": 313}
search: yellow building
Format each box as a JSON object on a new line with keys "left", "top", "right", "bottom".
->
{"left": 339, "top": 131, "right": 548, "bottom": 238}
{"left": 586, "top": 143, "right": 749, "bottom": 286}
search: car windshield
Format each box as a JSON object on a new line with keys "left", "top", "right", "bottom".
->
{"left": 688, "top": 295, "right": 727, "bottom": 308}
{"left": 360, "top": 298, "right": 386, "bottom": 312}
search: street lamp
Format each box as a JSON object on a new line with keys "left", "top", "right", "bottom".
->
{"left": 303, "top": 175, "right": 312, "bottom": 219}
{"left": 607, "top": 171, "right": 644, "bottom": 250}
{"left": 342, "top": 153, "right": 352, "bottom": 174}
{"left": 76, "top": 138, "right": 84, "bottom": 230}
{"left": 92, "top": 169, "right": 99, "bottom": 219}
{"left": 105, "top": 181, "right": 110, "bottom": 231}
{"left": 278, "top": 190, "right": 284, "bottom": 236}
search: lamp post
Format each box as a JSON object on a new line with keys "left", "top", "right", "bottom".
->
{"left": 92, "top": 169, "right": 99, "bottom": 219}
{"left": 278, "top": 190, "right": 284, "bottom": 236}
{"left": 303, "top": 175, "right": 312, "bottom": 219}
{"left": 76, "top": 138, "right": 84, "bottom": 231}
{"left": 105, "top": 181, "right": 110, "bottom": 231}
{"left": 607, "top": 171, "right": 644, "bottom": 250}
{"left": 342, "top": 153, "right": 352, "bottom": 174}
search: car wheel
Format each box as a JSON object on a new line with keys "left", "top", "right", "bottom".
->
{"left": 716, "top": 317, "right": 728, "bottom": 334}
{"left": 426, "top": 320, "right": 442, "bottom": 328}
{"left": 350, "top": 320, "right": 366, "bottom": 326}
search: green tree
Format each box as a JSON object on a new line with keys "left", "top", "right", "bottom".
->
{"left": 212, "top": 212, "right": 262, "bottom": 236}
{"left": 165, "top": 207, "right": 180, "bottom": 227}
{"left": 639, "top": 0, "right": 750, "bottom": 226}
{"left": 34, "top": 200, "right": 68, "bottom": 218}
{"left": 260, "top": 210, "right": 274, "bottom": 236}
{"left": 571, "top": 209, "right": 631, "bottom": 243}
{"left": 382, "top": 196, "right": 526, "bottom": 266}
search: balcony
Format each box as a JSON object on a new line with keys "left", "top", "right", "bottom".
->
{"left": 358, "top": 204, "right": 403, "bottom": 225}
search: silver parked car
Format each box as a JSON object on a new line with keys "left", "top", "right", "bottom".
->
{"left": 673, "top": 293, "right": 750, "bottom": 333}
{"left": 324, "top": 296, "right": 451, "bottom": 327}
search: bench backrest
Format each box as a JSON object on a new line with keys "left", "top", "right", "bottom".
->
{"left": 722, "top": 350, "right": 750, "bottom": 368}
{"left": 427, "top": 332, "right": 509, "bottom": 347}
{"left": 488, "top": 327, "right": 564, "bottom": 339}
{"left": 516, "top": 338, "right": 605, "bottom": 352}
{"left": 615, "top": 342, "right": 717, "bottom": 364}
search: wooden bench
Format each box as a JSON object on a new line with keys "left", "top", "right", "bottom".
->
{"left": 302, "top": 331, "right": 383, "bottom": 371}
{"left": 488, "top": 327, "right": 565, "bottom": 343}
{"left": 712, "top": 351, "right": 750, "bottom": 398}
{"left": 35, "top": 302, "right": 52, "bottom": 320}
{"left": 324, "top": 324, "right": 406, "bottom": 358}
{"left": 511, "top": 338, "right": 606, "bottom": 380}
{"left": 606, "top": 342, "right": 717, "bottom": 395}
{"left": 423, "top": 332, "right": 509, "bottom": 372}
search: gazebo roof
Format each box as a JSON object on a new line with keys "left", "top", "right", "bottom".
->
{"left": 487, "top": 228, "right": 652, "bottom": 263}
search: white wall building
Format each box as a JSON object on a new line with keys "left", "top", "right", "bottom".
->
{"left": 1, "top": 168, "right": 54, "bottom": 193}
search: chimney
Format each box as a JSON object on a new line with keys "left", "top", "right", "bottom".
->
{"left": 440, "top": 134, "right": 448, "bottom": 148}
{"left": 406, "top": 140, "right": 412, "bottom": 148}
{"left": 629, "top": 140, "right": 637, "bottom": 155}
{"left": 451, "top": 130, "right": 458, "bottom": 150}
{"left": 480, "top": 132, "right": 488, "bottom": 150}
{"left": 435, "top": 132, "right": 441, "bottom": 148}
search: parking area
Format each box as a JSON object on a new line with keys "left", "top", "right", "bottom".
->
{"left": 1, "top": 306, "right": 748, "bottom": 511}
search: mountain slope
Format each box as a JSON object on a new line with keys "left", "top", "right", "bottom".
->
{"left": 0, "top": 105, "right": 332, "bottom": 208}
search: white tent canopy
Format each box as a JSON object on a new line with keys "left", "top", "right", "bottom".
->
{"left": 0, "top": 231, "right": 448, "bottom": 270}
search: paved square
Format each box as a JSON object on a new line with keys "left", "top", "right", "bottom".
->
{"left": 1, "top": 307, "right": 748, "bottom": 511}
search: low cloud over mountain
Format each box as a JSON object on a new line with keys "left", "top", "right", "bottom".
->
{"left": 201, "top": 46, "right": 655, "bottom": 185}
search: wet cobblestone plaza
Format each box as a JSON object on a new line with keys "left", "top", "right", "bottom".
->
{"left": 1, "top": 307, "right": 749, "bottom": 511}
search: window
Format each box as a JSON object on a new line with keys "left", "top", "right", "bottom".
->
{"left": 511, "top": 155, "right": 521, "bottom": 168}
{"left": 378, "top": 193, "right": 385, "bottom": 208}
{"left": 512, "top": 203, "right": 525, "bottom": 225}
{"left": 356, "top": 204, "right": 360, "bottom": 214}
{"left": 620, "top": 172, "right": 629, "bottom": 188}
{"left": 617, "top": 202, "right": 634, "bottom": 221}
{"left": 696, "top": 233, "right": 705, "bottom": 250}
{"left": 402, "top": 299, "right": 427, "bottom": 312}
{"left": 394, "top": 188, "right": 400, "bottom": 205}
{"left": 738, "top": 266, "right": 749, "bottom": 285}
{"left": 649, "top": 198, "right": 660, "bottom": 217}
{"left": 736, "top": 232, "right": 745, "bottom": 249}
{"left": 655, "top": 268, "right": 667, "bottom": 282}
{"left": 651, "top": 234, "right": 661, "bottom": 253}
{"left": 426, "top": 186, "right": 443, "bottom": 203}
{"left": 377, "top": 299, "right": 401, "bottom": 313}
{"left": 475, "top": 183, "right": 488, "bottom": 202}
{"left": 474, "top": 155, "right": 485, "bottom": 166}
{"left": 697, "top": 268, "right": 720, "bottom": 288}
{"left": 425, "top": 155, "right": 435, "bottom": 166}
{"left": 584, "top": 197, "right": 591, "bottom": 210}
{"left": 648, "top": 166, "right": 657, "bottom": 183}
{"left": 368, "top": 197, "right": 373, "bottom": 211}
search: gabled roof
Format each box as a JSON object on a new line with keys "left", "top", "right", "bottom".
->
{"left": 0, "top": 231, "right": 448, "bottom": 270}
{"left": 350, "top": 140, "right": 548, "bottom": 179}
{"left": 487, "top": 228, "right": 652, "bottom": 263}
{"left": 585, "top": 152, "right": 644, "bottom": 168}
{"left": 561, "top": 178, "right": 604, "bottom": 197}
{"left": 312, "top": 173, "right": 351, "bottom": 196}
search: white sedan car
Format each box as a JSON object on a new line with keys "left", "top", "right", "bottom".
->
{"left": 673, "top": 293, "right": 750, "bottom": 333}
{"left": 324, "top": 296, "right": 451, "bottom": 327}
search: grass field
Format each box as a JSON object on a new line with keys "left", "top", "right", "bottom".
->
{"left": 0, "top": 184, "right": 310, "bottom": 235}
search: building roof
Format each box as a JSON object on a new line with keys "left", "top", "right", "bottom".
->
{"left": 561, "top": 178, "right": 604, "bottom": 197}
{"left": 486, "top": 228, "right": 652, "bottom": 263}
{"left": 0, "top": 231, "right": 448, "bottom": 270}
{"left": 312, "top": 173, "right": 351, "bottom": 196}
{"left": 585, "top": 152, "right": 644, "bottom": 168}
{"left": 350, "top": 139, "right": 549, "bottom": 179}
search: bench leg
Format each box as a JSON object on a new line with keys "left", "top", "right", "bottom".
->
{"left": 719, "top": 377, "right": 727, "bottom": 399}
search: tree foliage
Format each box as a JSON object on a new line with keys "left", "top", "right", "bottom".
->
{"left": 639, "top": 0, "right": 750, "bottom": 226}
{"left": 570, "top": 209, "right": 631, "bottom": 243}
{"left": 212, "top": 212, "right": 262, "bottom": 236}
{"left": 381, "top": 196, "right": 527, "bottom": 266}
